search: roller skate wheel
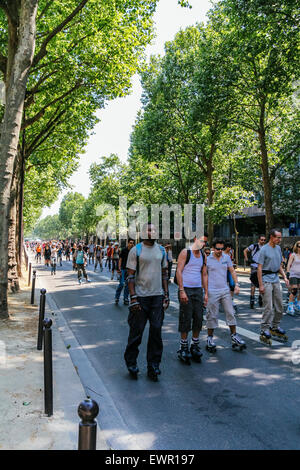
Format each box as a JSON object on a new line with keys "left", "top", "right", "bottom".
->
{"left": 178, "top": 354, "right": 191, "bottom": 365}
{"left": 191, "top": 356, "right": 202, "bottom": 363}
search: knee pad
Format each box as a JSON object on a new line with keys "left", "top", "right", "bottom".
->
{"left": 291, "top": 288, "right": 298, "bottom": 297}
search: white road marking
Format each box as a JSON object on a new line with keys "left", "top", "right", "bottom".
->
{"left": 168, "top": 300, "right": 283, "bottom": 346}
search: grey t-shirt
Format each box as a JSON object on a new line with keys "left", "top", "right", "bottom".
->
{"left": 247, "top": 243, "right": 261, "bottom": 268}
{"left": 257, "top": 244, "right": 282, "bottom": 283}
{"left": 206, "top": 253, "right": 233, "bottom": 292}
{"left": 126, "top": 242, "right": 167, "bottom": 297}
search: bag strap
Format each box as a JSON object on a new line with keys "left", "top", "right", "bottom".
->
{"left": 136, "top": 243, "right": 165, "bottom": 276}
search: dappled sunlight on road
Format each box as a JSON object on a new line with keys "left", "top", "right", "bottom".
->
{"left": 224, "top": 367, "right": 281, "bottom": 385}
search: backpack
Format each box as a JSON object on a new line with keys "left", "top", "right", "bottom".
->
{"left": 248, "top": 243, "right": 260, "bottom": 264}
{"left": 135, "top": 242, "right": 166, "bottom": 276}
{"left": 76, "top": 251, "right": 84, "bottom": 264}
{"left": 174, "top": 249, "right": 205, "bottom": 285}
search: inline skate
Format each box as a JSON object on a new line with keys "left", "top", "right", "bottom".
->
{"left": 287, "top": 302, "right": 295, "bottom": 316}
{"left": 177, "top": 342, "right": 191, "bottom": 365}
{"left": 190, "top": 342, "right": 203, "bottom": 363}
{"left": 231, "top": 333, "right": 247, "bottom": 352}
{"left": 206, "top": 335, "right": 217, "bottom": 353}
{"left": 295, "top": 300, "right": 300, "bottom": 314}
{"left": 270, "top": 326, "right": 288, "bottom": 343}
{"left": 127, "top": 364, "right": 139, "bottom": 380}
{"left": 147, "top": 363, "right": 161, "bottom": 382}
{"left": 259, "top": 330, "right": 272, "bottom": 346}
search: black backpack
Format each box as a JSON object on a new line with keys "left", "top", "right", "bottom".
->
{"left": 174, "top": 249, "right": 205, "bottom": 285}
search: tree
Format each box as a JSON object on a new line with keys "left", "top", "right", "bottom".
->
{"left": 0, "top": 0, "right": 173, "bottom": 317}
{"left": 130, "top": 24, "right": 238, "bottom": 242}
{"left": 209, "top": 186, "right": 256, "bottom": 261}
{"left": 0, "top": 0, "right": 38, "bottom": 318}
{"left": 211, "top": 0, "right": 300, "bottom": 233}
{"left": 32, "top": 214, "right": 62, "bottom": 240}
{"left": 58, "top": 192, "right": 86, "bottom": 239}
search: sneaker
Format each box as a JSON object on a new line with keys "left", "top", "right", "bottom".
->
{"left": 115, "top": 298, "right": 119, "bottom": 305}
{"left": 123, "top": 299, "right": 129, "bottom": 306}
{"left": 86, "top": 279, "right": 91, "bottom": 283}
{"left": 78, "top": 279, "right": 82, "bottom": 284}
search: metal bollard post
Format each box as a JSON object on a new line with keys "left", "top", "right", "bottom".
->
{"left": 43, "top": 318, "right": 53, "bottom": 417}
{"left": 30, "top": 270, "right": 36, "bottom": 305}
{"left": 28, "top": 262, "right": 32, "bottom": 286}
{"left": 78, "top": 398, "right": 99, "bottom": 450}
{"left": 37, "top": 289, "right": 46, "bottom": 350}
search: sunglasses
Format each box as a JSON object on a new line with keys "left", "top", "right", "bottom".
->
{"left": 214, "top": 247, "right": 224, "bottom": 251}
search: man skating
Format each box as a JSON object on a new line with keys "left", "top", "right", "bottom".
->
{"left": 243, "top": 235, "right": 266, "bottom": 308}
{"left": 206, "top": 240, "right": 246, "bottom": 352}
{"left": 75, "top": 244, "right": 91, "bottom": 284}
{"left": 257, "top": 229, "right": 289, "bottom": 345}
{"left": 115, "top": 239, "right": 135, "bottom": 306}
{"left": 124, "top": 223, "right": 169, "bottom": 381}
{"left": 175, "top": 236, "right": 208, "bottom": 364}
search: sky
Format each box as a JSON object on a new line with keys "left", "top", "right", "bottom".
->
{"left": 41, "top": 0, "right": 214, "bottom": 218}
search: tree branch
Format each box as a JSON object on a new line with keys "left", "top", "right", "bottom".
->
{"left": 32, "top": 0, "right": 89, "bottom": 68}
{"left": 37, "top": 0, "right": 53, "bottom": 21}
{"left": 25, "top": 107, "right": 67, "bottom": 157}
{"left": 22, "top": 80, "right": 83, "bottom": 129}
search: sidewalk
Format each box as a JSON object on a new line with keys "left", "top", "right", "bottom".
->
{"left": 0, "top": 271, "right": 109, "bottom": 450}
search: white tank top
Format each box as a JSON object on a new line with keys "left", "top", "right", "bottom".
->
{"left": 182, "top": 250, "right": 203, "bottom": 288}
{"left": 290, "top": 254, "right": 300, "bottom": 279}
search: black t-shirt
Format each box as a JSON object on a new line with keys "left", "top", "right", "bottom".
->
{"left": 120, "top": 247, "right": 130, "bottom": 270}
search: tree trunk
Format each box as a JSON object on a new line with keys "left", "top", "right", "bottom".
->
{"left": 233, "top": 215, "right": 239, "bottom": 266}
{"left": 8, "top": 172, "right": 20, "bottom": 293}
{"left": 0, "top": 0, "right": 38, "bottom": 319}
{"left": 207, "top": 159, "right": 215, "bottom": 245}
{"left": 258, "top": 105, "right": 274, "bottom": 235}
{"left": 16, "top": 142, "right": 26, "bottom": 277}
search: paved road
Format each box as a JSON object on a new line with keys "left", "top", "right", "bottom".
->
{"left": 33, "top": 256, "right": 300, "bottom": 450}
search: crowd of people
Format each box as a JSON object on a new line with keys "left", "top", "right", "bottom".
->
{"left": 27, "top": 226, "right": 300, "bottom": 381}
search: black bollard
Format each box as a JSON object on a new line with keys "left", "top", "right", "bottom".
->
{"left": 43, "top": 318, "right": 53, "bottom": 417}
{"left": 37, "top": 289, "right": 46, "bottom": 350}
{"left": 30, "top": 270, "right": 36, "bottom": 305}
{"left": 28, "top": 262, "right": 32, "bottom": 286}
{"left": 78, "top": 398, "right": 99, "bottom": 450}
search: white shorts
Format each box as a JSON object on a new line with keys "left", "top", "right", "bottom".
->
{"left": 206, "top": 289, "right": 236, "bottom": 329}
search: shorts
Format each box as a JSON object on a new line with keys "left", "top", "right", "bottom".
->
{"left": 290, "top": 277, "right": 300, "bottom": 286}
{"left": 178, "top": 287, "right": 203, "bottom": 333}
